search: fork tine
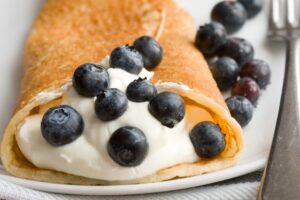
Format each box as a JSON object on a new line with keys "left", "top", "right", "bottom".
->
{"left": 269, "top": 0, "right": 281, "bottom": 29}
{"left": 296, "top": 0, "right": 300, "bottom": 27}
{"left": 286, "top": 0, "right": 298, "bottom": 28}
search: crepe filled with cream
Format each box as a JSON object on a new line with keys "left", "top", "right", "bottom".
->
{"left": 0, "top": 0, "right": 244, "bottom": 184}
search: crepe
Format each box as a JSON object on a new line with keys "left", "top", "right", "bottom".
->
{"left": 0, "top": 0, "right": 244, "bottom": 184}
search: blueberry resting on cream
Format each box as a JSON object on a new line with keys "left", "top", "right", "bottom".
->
{"left": 107, "top": 126, "right": 148, "bottom": 167}
{"left": 190, "top": 122, "right": 225, "bottom": 158}
{"left": 41, "top": 105, "right": 84, "bottom": 146}
{"left": 148, "top": 92, "right": 185, "bottom": 128}
{"left": 133, "top": 36, "right": 163, "bottom": 69}
{"left": 95, "top": 88, "right": 128, "bottom": 121}
{"left": 110, "top": 45, "right": 144, "bottom": 74}
{"left": 126, "top": 78, "right": 157, "bottom": 102}
{"left": 73, "top": 63, "right": 110, "bottom": 97}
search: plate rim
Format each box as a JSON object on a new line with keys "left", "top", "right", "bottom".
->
{"left": 0, "top": 156, "right": 266, "bottom": 195}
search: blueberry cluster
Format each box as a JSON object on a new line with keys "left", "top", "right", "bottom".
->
{"left": 195, "top": 0, "right": 271, "bottom": 127}
{"left": 41, "top": 35, "right": 199, "bottom": 166}
{"left": 40, "top": 32, "right": 228, "bottom": 163}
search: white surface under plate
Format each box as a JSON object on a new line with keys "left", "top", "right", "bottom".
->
{"left": 0, "top": 0, "right": 286, "bottom": 195}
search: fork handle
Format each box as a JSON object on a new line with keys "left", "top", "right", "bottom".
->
{"left": 258, "top": 38, "right": 300, "bottom": 200}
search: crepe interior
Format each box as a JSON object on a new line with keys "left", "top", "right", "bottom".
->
{"left": 0, "top": 0, "right": 244, "bottom": 185}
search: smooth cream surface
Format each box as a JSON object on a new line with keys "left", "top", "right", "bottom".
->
{"left": 17, "top": 66, "right": 204, "bottom": 181}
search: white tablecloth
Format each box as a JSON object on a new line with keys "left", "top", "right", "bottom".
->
{"left": 0, "top": 172, "right": 261, "bottom": 200}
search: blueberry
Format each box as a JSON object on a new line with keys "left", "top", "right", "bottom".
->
{"left": 226, "top": 96, "right": 254, "bottom": 127}
{"left": 211, "top": 1, "right": 247, "bottom": 34}
{"left": 190, "top": 122, "right": 225, "bottom": 158}
{"left": 240, "top": 59, "right": 271, "bottom": 89}
{"left": 107, "top": 126, "right": 148, "bottom": 167}
{"left": 232, "top": 77, "right": 260, "bottom": 105}
{"left": 41, "top": 105, "right": 84, "bottom": 146}
{"left": 110, "top": 45, "right": 144, "bottom": 74}
{"left": 72, "top": 64, "right": 110, "bottom": 97}
{"left": 95, "top": 88, "right": 128, "bottom": 121}
{"left": 238, "top": 0, "right": 263, "bottom": 19}
{"left": 195, "top": 22, "right": 227, "bottom": 57}
{"left": 133, "top": 36, "right": 163, "bottom": 69}
{"left": 126, "top": 78, "right": 157, "bottom": 102}
{"left": 218, "top": 37, "right": 254, "bottom": 67}
{"left": 148, "top": 92, "right": 185, "bottom": 128}
{"left": 210, "top": 57, "right": 239, "bottom": 91}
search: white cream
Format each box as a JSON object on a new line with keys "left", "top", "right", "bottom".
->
{"left": 17, "top": 67, "right": 200, "bottom": 181}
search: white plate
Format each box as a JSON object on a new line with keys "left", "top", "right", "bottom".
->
{"left": 0, "top": 0, "right": 285, "bottom": 195}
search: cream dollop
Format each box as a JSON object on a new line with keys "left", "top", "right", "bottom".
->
{"left": 17, "top": 66, "right": 200, "bottom": 181}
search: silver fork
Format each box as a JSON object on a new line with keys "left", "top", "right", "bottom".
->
{"left": 258, "top": 0, "right": 300, "bottom": 199}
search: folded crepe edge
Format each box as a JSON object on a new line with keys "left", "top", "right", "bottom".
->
{"left": 0, "top": 81, "right": 243, "bottom": 185}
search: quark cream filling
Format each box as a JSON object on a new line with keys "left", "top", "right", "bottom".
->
{"left": 16, "top": 61, "right": 216, "bottom": 181}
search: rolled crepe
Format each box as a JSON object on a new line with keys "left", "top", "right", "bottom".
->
{"left": 0, "top": 0, "right": 244, "bottom": 184}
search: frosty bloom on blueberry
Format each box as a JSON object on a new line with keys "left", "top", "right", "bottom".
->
{"left": 232, "top": 77, "right": 260, "bottom": 105}
{"left": 148, "top": 92, "right": 185, "bottom": 128}
{"left": 73, "top": 63, "right": 110, "bottom": 97}
{"left": 211, "top": 1, "right": 247, "bottom": 34}
{"left": 210, "top": 57, "right": 239, "bottom": 91}
{"left": 41, "top": 105, "right": 84, "bottom": 146}
{"left": 240, "top": 59, "right": 271, "bottom": 89}
{"left": 95, "top": 88, "right": 128, "bottom": 121}
{"left": 226, "top": 96, "right": 254, "bottom": 127}
{"left": 126, "top": 78, "right": 157, "bottom": 102}
{"left": 107, "top": 126, "right": 148, "bottom": 167}
{"left": 195, "top": 22, "right": 227, "bottom": 57}
{"left": 218, "top": 37, "right": 254, "bottom": 67}
{"left": 110, "top": 45, "right": 144, "bottom": 75}
{"left": 133, "top": 36, "right": 163, "bottom": 69}
{"left": 190, "top": 122, "right": 226, "bottom": 158}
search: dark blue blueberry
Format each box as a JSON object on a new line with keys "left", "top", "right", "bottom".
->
{"left": 218, "top": 37, "right": 254, "bottom": 67}
{"left": 148, "top": 92, "right": 185, "bottom": 128}
{"left": 126, "top": 78, "right": 157, "bottom": 102}
{"left": 107, "top": 126, "right": 148, "bottom": 167}
{"left": 41, "top": 105, "right": 84, "bottom": 146}
{"left": 95, "top": 88, "right": 128, "bottom": 121}
{"left": 110, "top": 45, "right": 144, "bottom": 75}
{"left": 226, "top": 96, "right": 254, "bottom": 127}
{"left": 238, "top": 0, "right": 263, "bottom": 19}
{"left": 240, "top": 59, "right": 271, "bottom": 89}
{"left": 232, "top": 77, "right": 260, "bottom": 105}
{"left": 210, "top": 57, "right": 239, "bottom": 91}
{"left": 133, "top": 36, "right": 163, "bottom": 69}
{"left": 190, "top": 121, "right": 225, "bottom": 158}
{"left": 195, "top": 22, "right": 227, "bottom": 57}
{"left": 73, "top": 63, "right": 110, "bottom": 97}
{"left": 211, "top": 1, "right": 247, "bottom": 34}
